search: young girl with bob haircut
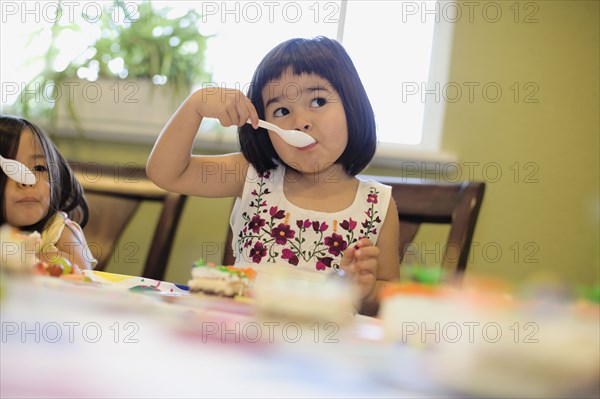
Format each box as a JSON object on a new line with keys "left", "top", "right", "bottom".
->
{"left": 0, "top": 115, "right": 96, "bottom": 269}
{"left": 147, "top": 37, "right": 399, "bottom": 314}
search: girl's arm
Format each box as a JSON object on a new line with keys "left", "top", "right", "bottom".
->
{"left": 147, "top": 88, "right": 259, "bottom": 198}
{"left": 41, "top": 226, "right": 93, "bottom": 270}
{"left": 364, "top": 198, "right": 400, "bottom": 314}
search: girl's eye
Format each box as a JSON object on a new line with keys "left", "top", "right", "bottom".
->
{"left": 32, "top": 164, "right": 48, "bottom": 173}
{"left": 311, "top": 97, "right": 327, "bottom": 107}
{"left": 273, "top": 107, "right": 289, "bottom": 117}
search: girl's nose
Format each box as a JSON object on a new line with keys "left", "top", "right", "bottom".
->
{"left": 18, "top": 180, "right": 35, "bottom": 188}
{"left": 293, "top": 115, "right": 312, "bottom": 132}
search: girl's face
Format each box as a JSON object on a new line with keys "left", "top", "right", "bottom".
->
{"left": 262, "top": 69, "right": 348, "bottom": 176}
{"left": 3, "top": 129, "right": 51, "bottom": 227}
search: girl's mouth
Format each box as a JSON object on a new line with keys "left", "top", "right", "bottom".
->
{"left": 298, "top": 142, "right": 318, "bottom": 151}
{"left": 17, "top": 197, "right": 38, "bottom": 203}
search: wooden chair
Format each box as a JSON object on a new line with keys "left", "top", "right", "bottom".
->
{"left": 69, "top": 162, "right": 187, "bottom": 281}
{"left": 222, "top": 176, "right": 485, "bottom": 279}
{"left": 364, "top": 175, "right": 486, "bottom": 278}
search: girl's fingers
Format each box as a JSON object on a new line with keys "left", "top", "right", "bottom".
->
{"left": 356, "top": 257, "right": 377, "bottom": 276}
{"left": 340, "top": 246, "right": 356, "bottom": 273}
{"left": 240, "top": 95, "right": 259, "bottom": 127}
{"left": 223, "top": 93, "right": 258, "bottom": 127}
{"left": 354, "top": 244, "right": 378, "bottom": 281}
{"left": 355, "top": 238, "right": 374, "bottom": 248}
{"left": 235, "top": 102, "right": 252, "bottom": 127}
{"left": 247, "top": 108, "right": 259, "bottom": 129}
{"left": 224, "top": 106, "right": 240, "bottom": 127}
{"left": 355, "top": 245, "right": 379, "bottom": 262}
{"left": 343, "top": 245, "right": 356, "bottom": 258}
{"left": 196, "top": 87, "right": 256, "bottom": 127}
{"left": 344, "top": 239, "right": 379, "bottom": 299}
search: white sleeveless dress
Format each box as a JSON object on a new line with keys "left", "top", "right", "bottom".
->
{"left": 229, "top": 163, "right": 391, "bottom": 276}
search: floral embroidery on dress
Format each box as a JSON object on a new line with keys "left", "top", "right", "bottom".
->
{"left": 236, "top": 171, "right": 384, "bottom": 272}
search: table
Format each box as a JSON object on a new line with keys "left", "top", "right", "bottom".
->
{"left": 1, "top": 272, "right": 598, "bottom": 398}
{"left": 0, "top": 273, "right": 436, "bottom": 398}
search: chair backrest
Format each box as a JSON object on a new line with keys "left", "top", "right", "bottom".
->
{"left": 70, "top": 162, "right": 187, "bottom": 280}
{"left": 222, "top": 176, "right": 485, "bottom": 278}
{"left": 364, "top": 175, "right": 485, "bottom": 277}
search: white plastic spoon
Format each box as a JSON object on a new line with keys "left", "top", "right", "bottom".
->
{"left": 247, "top": 119, "right": 316, "bottom": 148}
{"left": 0, "top": 155, "right": 37, "bottom": 185}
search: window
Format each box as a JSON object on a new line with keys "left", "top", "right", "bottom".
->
{"left": 1, "top": 1, "right": 454, "bottom": 164}
{"left": 338, "top": 1, "right": 455, "bottom": 163}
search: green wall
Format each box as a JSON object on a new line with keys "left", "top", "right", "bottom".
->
{"left": 57, "top": 1, "right": 599, "bottom": 288}
{"left": 441, "top": 0, "right": 599, "bottom": 287}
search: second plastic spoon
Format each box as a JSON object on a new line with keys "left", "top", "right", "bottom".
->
{"left": 0, "top": 155, "right": 37, "bottom": 185}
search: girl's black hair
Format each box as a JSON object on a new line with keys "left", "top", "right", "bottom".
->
{"left": 238, "top": 36, "right": 377, "bottom": 175}
{"left": 0, "top": 115, "right": 89, "bottom": 232}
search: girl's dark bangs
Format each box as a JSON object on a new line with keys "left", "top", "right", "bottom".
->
{"left": 258, "top": 42, "right": 332, "bottom": 86}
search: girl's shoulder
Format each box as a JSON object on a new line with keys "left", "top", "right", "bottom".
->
{"left": 43, "top": 211, "right": 67, "bottom": 233}
{"left": 241, "top": 160, "right": 285, "bottom": 188}
{"left": 356, "top": 175, "right": 393, "bottom": 199}
{"left": 41, "top": 211, "right": 85, "bottom": 245}
{"left": 356, "top": 175, "right": 393, "bottom": 190}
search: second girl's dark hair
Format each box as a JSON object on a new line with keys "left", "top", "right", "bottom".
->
{"left": 0, "top": 115, "right": 89, "bottom": 232}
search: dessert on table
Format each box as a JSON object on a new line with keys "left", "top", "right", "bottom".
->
{"left": 0, "top": 224, "right": 87, "bottom": 280}
{"left": 187, "top": 258, "right": 256, "bottom": 298}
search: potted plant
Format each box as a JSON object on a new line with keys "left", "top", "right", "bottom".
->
{"left": 13, "top": 0, "right": 211, "bottom": 138}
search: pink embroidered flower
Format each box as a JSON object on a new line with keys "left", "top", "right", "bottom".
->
{"left": 249, "top": 242, "right": 267, "bottom": 263}
{"left": 271, "top": 223, "right": 295, "bottom": 245}
{"left": 316, "top": 257, "right": 333, "bottom": 270}
{"left": 269, "top": 206, "right": 285, "bottom": 219}
{"left": 296, "top": 219, "right": 311, "bottom": 229}
{"left": 248, "top": 215, "right": 265, "bottom": 233}
{"left": 339, "top": 218, "right": 357, "bottom": 231}
{"left": 312, "top": 221, "right": 329, "bottom": 233}
{"left": 281, "top": 248, "right": 299, "bottom": 266}
{"left": 367, "top": 193, "right": 378, "bottom": 204}
{"left": 312, "top": 221, "right": 319, "bottom": 232}
{"left": 324, "top": 233, "right": 347, "bottom": 256}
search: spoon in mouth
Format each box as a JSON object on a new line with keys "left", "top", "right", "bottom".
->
{"left": 247, "top": 119, "right": 316, "bottom": 148}
{"left": 0, "top": 155, "right": 37, "bottom": 185}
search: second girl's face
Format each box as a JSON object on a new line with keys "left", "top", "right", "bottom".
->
{"left": 262, "top": 69, "right": 348, "bottom": 176}
{"left": 3, "top": 129, "right": 51, "bottom": 227}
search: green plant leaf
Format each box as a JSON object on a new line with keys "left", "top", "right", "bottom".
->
{"left": 15, "top": 0, "right": 212, "bottom": 129}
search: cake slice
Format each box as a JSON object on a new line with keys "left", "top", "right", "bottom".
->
{"left": 188, "top": 259, "right": 256, "bottom": 297}
{"left": 0, "top": 224, "right": 41, "bottom": 273}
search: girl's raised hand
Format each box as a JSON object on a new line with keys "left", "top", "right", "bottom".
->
{"left": 340, "top": 238, "right": 380, "bottom": 299}
{"left": 193, "top": 87, "right": 259, "bottom": 128}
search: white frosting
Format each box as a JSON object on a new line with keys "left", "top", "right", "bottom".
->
{"left": 191, "top": 266, "right": 241, "bottom": 282}
{"left": 187, "top": 278, "right": 243, "bottom": 297}
{"left": 0, "top": 224, "right": 41, "bottom": 273}
{"left": 188, "top": 265, "right": 251, "bottom": 296}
